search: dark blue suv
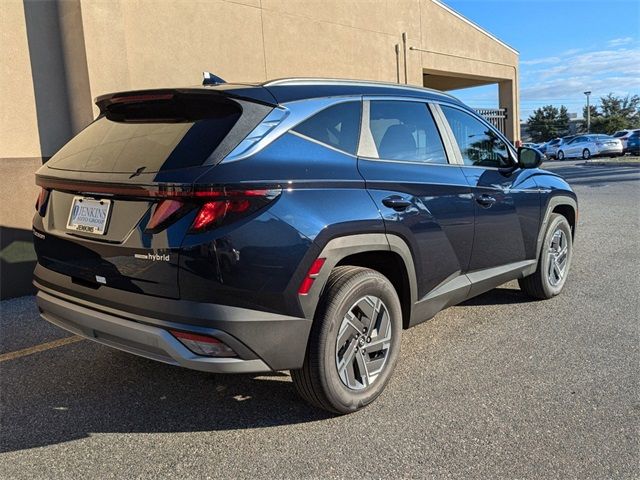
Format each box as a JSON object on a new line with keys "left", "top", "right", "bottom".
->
{"left": 33, "top": 78, "right": 577, "bottom": 413}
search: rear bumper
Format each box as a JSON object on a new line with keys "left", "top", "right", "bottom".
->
{"left": 34, "top": 264, "right": 312, "bottom": 372}
{"left": 594, "top": 146, "right": 623, "bottom": 156}
{"left": 37, "top": 290, "right": 271, "bottom": 373}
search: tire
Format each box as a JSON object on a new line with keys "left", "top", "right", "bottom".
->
{"left": 519, "top": 213, "right": 573, "bottom": 299}
{"left": 582, "top": 149, "right": 590, "bottom": 160}
{"left": 291, "top": 266, "right": 402, "bottom": 414}
{"left": 557, "top": 150, "right": 565, "bottom": 160}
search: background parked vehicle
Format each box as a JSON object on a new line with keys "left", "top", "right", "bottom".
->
{"left": 625, "top": 131, "right": 640, "bottom": 155}
{"left": 556, "top": 134, "right": 623, "bottom": 160}
{"left": 544, "top": 138, "right": 560, "bottom": 159}
{"left": 613, "top": 129, "right": 640, "bottom": 153}
{"left": 547, "top": 136, "right": 576, "bottom": 159}
{"left": 536, "top": 141, "right": 550, "bottom": 155}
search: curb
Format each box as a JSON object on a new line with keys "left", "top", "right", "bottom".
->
{"left": 580, "top": 161, "right": 640, "bottom": 167}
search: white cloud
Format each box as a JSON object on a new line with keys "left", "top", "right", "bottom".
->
{"left": 521, "top": 56, "right": 561, "bottom": 66}
{"left": 607, "top": 37, "right": 634, "bottom": 47}
{"left": 520, "top": 42, "right": 640, "bottom": 110}
{"left": 560, "top": 48, "right": 583, "bottom": 56}
{"left": 538, "top": 48, "right": 640, "bottom": 79}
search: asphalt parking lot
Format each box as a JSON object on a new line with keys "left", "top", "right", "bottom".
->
{"left": 1, "top": 160, "right": 638, "bottom": 479}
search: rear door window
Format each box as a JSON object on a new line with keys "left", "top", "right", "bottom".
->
{"left": 368, "top": 101, "right": 448, "bottom": 164}
{"left": 292, "top": 101, "right": 361, "bottom": 155}
{"left": 47, "top": 96, "right": 242, "bottom": 173}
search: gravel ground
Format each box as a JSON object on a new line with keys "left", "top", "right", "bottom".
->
{"left": 0, "top": 160, "right": 638, "bottom": 479}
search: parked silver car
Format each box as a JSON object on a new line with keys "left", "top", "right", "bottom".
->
{"left": 556, "top": 134, "right": 623, "bottom": 160}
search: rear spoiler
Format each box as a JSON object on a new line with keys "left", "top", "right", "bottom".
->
{"left": 95, "top": 86, "right": 277, "bottom": 114}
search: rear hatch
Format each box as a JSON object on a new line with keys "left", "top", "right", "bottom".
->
{"left": 34, "top": 87, "right": 275, "bottom": 299}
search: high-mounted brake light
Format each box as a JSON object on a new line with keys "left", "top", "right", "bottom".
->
{"left": 110, "top": 93, "right": 174, "bottom": 104}
{"left": 298, "top": 258, "right": 326, "bottom": 295}
{"left": 169, "top": 330, "right": 237, "bottom": 357}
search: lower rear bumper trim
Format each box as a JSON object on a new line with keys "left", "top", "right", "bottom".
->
{"left": 36, "top": 290, "right": 272, "bottom": 374}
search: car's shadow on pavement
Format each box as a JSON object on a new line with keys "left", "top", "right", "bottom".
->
{"left": 459, "top": 287, "right": 537, "bottom": 306}
{"left": 0, "top": 341, "right": 335, "bottom": 453}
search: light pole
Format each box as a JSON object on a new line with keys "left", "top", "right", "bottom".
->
{"left": 584, "top": 91, "right": 591, "bottom": 133}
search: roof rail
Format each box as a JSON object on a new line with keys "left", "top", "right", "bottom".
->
{"left": 262, "top": 77, "right": 457, "bottom": 100}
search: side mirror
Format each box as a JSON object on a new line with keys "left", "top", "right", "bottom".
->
{"left": 518, "top": 146, "right": 544, "bottom": 169}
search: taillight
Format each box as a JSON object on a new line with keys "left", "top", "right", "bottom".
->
{"left": 189, "top": 188, "right": 281, "bottom": 233}
{"left": 192, "top": 201, "right": 228, "bottom": 231}
{"left": 35, "top": 187, "right": 50, "bottom": 216}
{"left": 142, "top": 187, "right": 281, "bottom": 233}
{"left": 145, "top": 199, "right": 188, "bottom": 233}
{"left": 298, "top": 258, "right": 326, "bottom": 295}
{"left": 169, "top": 330, "right": 236, "bottom": 357}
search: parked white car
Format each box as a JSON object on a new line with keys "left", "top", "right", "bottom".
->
{"left": 556, "top": 134, "right": 623, "bottom": 160}
{"left": 613, "top": 129, "right": 640, "bottom": 152}
{"left": 546, "top": 136, "right": 576, "bottom": 159}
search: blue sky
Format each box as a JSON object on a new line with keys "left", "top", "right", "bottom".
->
{"left": 444, "top": 0, "right": 640, "bottom": 121}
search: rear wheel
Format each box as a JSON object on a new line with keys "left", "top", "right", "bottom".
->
{"left": 519, "top": 213, "right": 573, "bottom": 299}
{"left": 291, "top": 266, "right": 402, "bottom": 414}
{"left": 582, "top": 149, "right": 591, "bottom": 159}
{"left": 557, "top": 150, "right": 565, "bottom": 160}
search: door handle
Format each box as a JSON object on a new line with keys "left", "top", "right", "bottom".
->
{"left": 382, "top": 196, "right": 412, "bottom": 211}
{"left": 476, "top": 194, "right": 496, "bottom": 207}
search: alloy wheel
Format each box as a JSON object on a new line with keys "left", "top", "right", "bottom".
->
{"left": 548, "top": 228, "right": 569, "bottom": 287}
{"left": 582, "top": 149, "right": 590, "bottom": 159}
{"left": 335, "top": 295, "right": 392, "bottom": 390}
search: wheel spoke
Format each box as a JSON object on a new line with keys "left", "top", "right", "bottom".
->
{"left": 343, "top": 310, "right": 366, "bottom": 335}
{"left": 553, "top": 262, "right": 562, "bottom": 280}
{"left": 366, "top": 335, "right": 390, "bottom": 351}
{"left": 337, "top": 341, "right": 358, "bottom": 386}
{"left": 365, "top": 355, "right": 386, "bottom": 375}
{"left": 556, "top": 243, "right": 568, "bottom": 265}
{"left": 548, "top": 255, "right": 555, "bottom": 278}
{"left": 355, "top": 350, "right": 370, "bottom": 387}
{"left": 343, "top": 358, "right": 359, "bottom": 389}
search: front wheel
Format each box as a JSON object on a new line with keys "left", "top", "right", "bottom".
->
{"left": 519, "top": 213, "right": 573, "bottom": 299}
{"left": 557, "top": 150, "right": 565, "bottom": 160}
{"left": 582, "top": 149, "right": 591, "bottom": 159}
{"left": 291, "top": 266, "right": 402, "bottom": 414}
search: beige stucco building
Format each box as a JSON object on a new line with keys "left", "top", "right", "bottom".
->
{"left": 0, "top": 0, "right": 519, "bottom": 298}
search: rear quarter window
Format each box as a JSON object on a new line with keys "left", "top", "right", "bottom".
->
{"left": 291, "top": 102, "right": 361, "bottom": 155}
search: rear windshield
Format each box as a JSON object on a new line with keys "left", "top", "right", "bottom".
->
{"left": 47, "top": 96, "right": 242, "bottom": 173}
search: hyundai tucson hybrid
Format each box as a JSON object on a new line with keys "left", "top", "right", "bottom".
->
{"left": 33, "top": 78, "right": 577, "bottom": 413}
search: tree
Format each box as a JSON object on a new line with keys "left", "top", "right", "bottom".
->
{"left": 526, "top": 105, "right": 571, "bottom": 143}
{"left": 583, "top": 94, "right": 640, "bottom": 134}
